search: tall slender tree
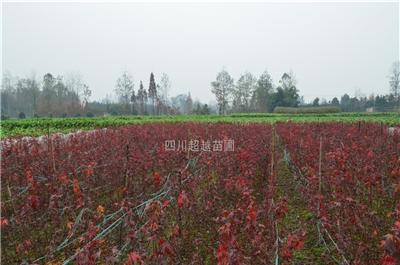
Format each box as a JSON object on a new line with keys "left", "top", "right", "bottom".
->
{"left": 184, "top": 92, "right": 193, "bottom": 114}
{"left": 130, "top": 87, "right": 136, "bottom": 114}
{"left": 148, "top": 72, "right": 157, "bottom": 115}
{"left": 81, "top": 84, "right": 92, "bottom": 112}
{"left": 137, "top": 81, "right": 146, "bottom": 115}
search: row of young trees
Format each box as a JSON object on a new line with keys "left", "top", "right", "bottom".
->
{"left": 309, "top": 61, "right": 400, "bottom": 112}
{"left": 309, "top": 93, "right": 400, "bottom": 112}
{"left": 210, "top": 61, "right": 400, "bottom": 114}
{"left": 211, "top": 69, "right": 300, "bottom": 114}
{"left": 113, "top": 71, "right": 210, "bottom": 116}
{"left": 113, "top": 71, "right": 165, "bottom": 115}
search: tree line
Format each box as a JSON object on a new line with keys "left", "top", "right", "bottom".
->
{"left": 1, "top": 71, "right": 210, "bottom": 118}
{"left": 211, "top": 70, "right": 300, "bottom": 114}
{"left": 1, "top": 61, "right": 399, "bottom": 118}
{"left": 210, "top": 62, "right": 399, "bottom": 114}
{"left": 1, "top": 72, "right": 91, "bottom": 118}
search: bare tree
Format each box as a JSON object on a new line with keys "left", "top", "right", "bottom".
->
{"left": 115, "top": 71, "right": 134, "bottom": 114}
{"left": 65, "top": 72, "right": 87, "bottom": 115}
{"left": 102, "top": 94, "right": 112, "bottom": 114}
{"left": 211, "top": 69, "right": 234, "bottom": 115}
{"left": 389, "top": 61, "right": 400, "bottom": 105}
{"left": 65, "top": 72, "right": 84, "bottom": 99}
{"left": 158, "top": 73, "right": 171, "bottom": 104}
{"left": 1, "top": 72, "right": 87, "bottom": 117}
{"left": 82, "top": 84, "right": 92, "bottom": 111}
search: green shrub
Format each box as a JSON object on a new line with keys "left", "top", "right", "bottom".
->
{"left": 18, "top": 112, "right": 26, "bottom": 119}
{"left": 273, "top": 106, "right": 341, "bottom": 114}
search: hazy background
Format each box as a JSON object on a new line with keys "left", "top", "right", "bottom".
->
{"left": 2, "top": 2, "right": 399, "bottom": 103}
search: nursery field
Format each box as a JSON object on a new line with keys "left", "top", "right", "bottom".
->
{"left": 1, "top": 121, "right": 400, "bottom": 265}
{"left": 1, "top": 112, "right": 399, "bottom": 138}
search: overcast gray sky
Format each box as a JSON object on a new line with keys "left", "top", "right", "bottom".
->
{"left": 2, "top": 2, "right": 399, "bottom": 103}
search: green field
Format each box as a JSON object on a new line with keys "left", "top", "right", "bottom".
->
{"left": 1, "top": 112, "right": 399, "bottom": 138}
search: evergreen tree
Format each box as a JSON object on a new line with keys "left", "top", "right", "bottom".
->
{"left": 279, "top": 72, "right": 299, "bottom": 107}
{"left": 137, "top": 81, "right": 146, "bottom": 115}
{"left": 130, "top": 88, "right": 137, "bottom": 115}
{"left": 201, "top": 104, "right": 210, "bottom": 115}
{"left": 270, "top": 72, "right": 299, "bottom": 110}
{"left": 115, "top": 71, "right": 134, "bottom": 114}
{"left": 148, "top": 72, "right": 157, "bottom": 114}
{"left": 184, "top": 93, "right": 193, "bottom": 114}
{"left": 313, "top": 97, "right": 320, "bottom": 106}
{"left": 41, "top": 73, "right": 57, "bottom": 115}
{"left": 331, "top": 97, "right": 340, "bottom": 106}
{"left": 340, "top": 94, "right": 351, "bottom": 112}
{"left": 193, "top": 102, "right": 202, "bottom": 115}
{"left": 253, "top": 71, "right": 273, "bottom": 112}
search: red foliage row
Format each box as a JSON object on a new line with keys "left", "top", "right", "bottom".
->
{"left": 1, "top": 123, "right": 288, "bottom": 264}
{"left": 2, "top": 122, "right": 397, "bottom": 264}
{"left": 277, "top": 122, "right": 400, "bottom": 264}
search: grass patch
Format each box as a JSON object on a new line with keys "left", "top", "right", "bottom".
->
{"left": 275, "top": 157, "right": 340, "bottom": 264}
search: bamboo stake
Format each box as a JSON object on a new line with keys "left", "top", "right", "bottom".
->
{"left": 124, "top": 144, "right": 129, "bottom": 189}
{"left": 317, "top": 136, "right": 323, "bottom": 243}
{"left": 318, "top": 136, "right": 323, "bottom": 194}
